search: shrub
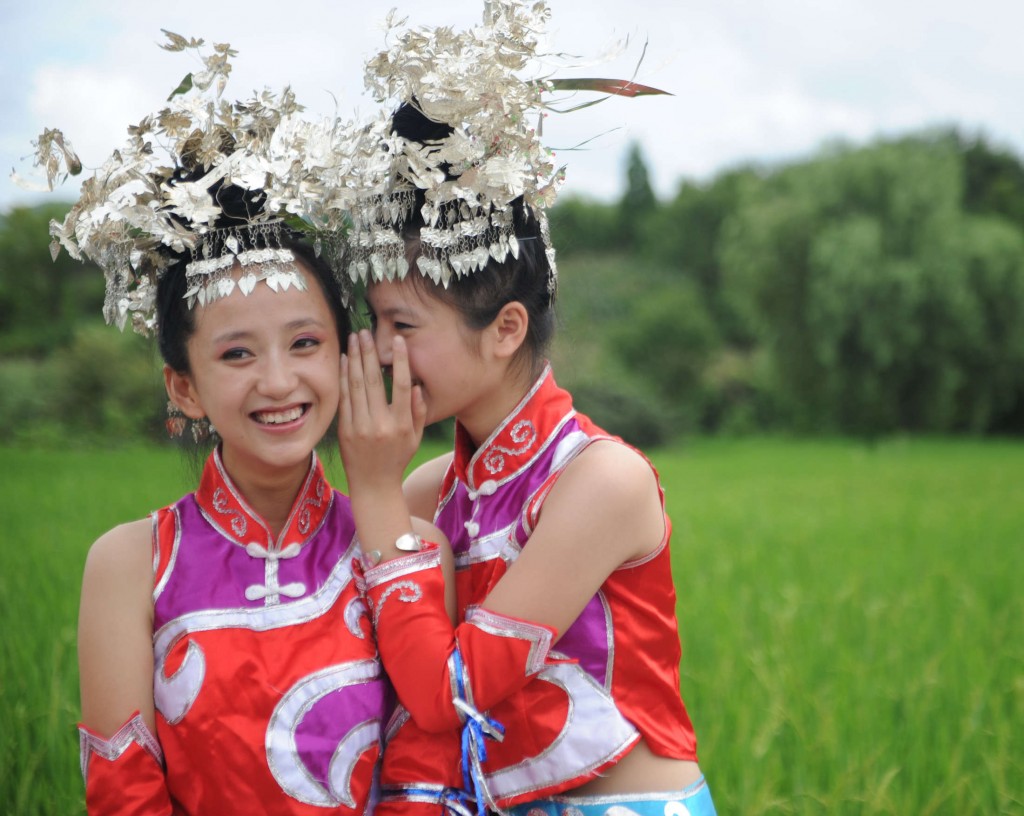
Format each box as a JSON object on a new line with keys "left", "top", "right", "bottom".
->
{"left": 0, "top": 358, "right": 61, "bottom": 443}
{"left": 570, "top": 377, "right": 677, "bottom": 448}
{"left": 51, "top": 323, "right": 166, "bottom": 443}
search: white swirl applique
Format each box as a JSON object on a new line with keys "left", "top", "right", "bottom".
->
{"left": 154, "top": 639, "right": 207, "bottom": 725}
{"left": 344, "top": 596, "right": 370, "bottom": 640}
{"left": 372, "top": 580, "right": 422, "bottom": 629}
{"left": 266, "top": 660, "right": 383, "bottom": 807}
{"left": 244, "top": 542, "right": 306, "bottom": 605}
{"left": 484, "top": 662, "right": 639, "bottom": 801}
{"left": 482, "top": 420, "right": 537, "bottom": 474}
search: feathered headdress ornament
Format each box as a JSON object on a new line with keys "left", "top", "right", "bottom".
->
{"left": 341, "top": 0, "right": 668, "bottom": 292}
{"left": 17, "top": 32, "right": 330, "bottom": 335}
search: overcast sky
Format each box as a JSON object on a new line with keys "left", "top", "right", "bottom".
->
{"left": 3, "top": 0, "right": 1024, "bottom": 213}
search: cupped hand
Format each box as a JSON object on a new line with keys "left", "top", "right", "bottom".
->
{"left": 338, "top": 330, "right": 426, "bottom": 499}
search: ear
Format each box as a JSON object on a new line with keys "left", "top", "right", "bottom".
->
{"left": 487, "top": 301, "right": 529, "bottom": 361}
{"left": 164, "top": 365, "right": 206, "bottom": 420}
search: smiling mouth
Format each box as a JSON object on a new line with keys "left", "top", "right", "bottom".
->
{"left": 252, "top": 405, "right": 308, "bottom": 425}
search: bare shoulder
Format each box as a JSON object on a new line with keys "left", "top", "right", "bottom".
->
{"left": 544, "top": 439, "right": 664, "bottom": 561}
{"left": 403, "top": 451, "right": 454, "bottom": 519}
{"left": 83, "top": 518, "right": 154, "bottom": 589}
{"left": 562, "top": 439, "right": 659, "bottom": 501}
{"left": 79, "top": 517, "right": 157, "bottom": 735}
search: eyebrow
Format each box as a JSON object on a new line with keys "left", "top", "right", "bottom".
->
{"left": 212, "top": 318, "right": 328, "bottom": 344}
{"left": 373, "top": 305, "right": 419, "bottom": 320}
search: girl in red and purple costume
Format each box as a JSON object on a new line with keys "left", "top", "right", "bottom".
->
{"left": 335, "top": 4, "right": 718, "bottom": 813}
{"left": 38, "top": 35, "right": 448, "bottom": 814}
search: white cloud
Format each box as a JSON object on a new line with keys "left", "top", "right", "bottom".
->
{"left": 4, "top": 0, "right": 1024, "bottom": 210}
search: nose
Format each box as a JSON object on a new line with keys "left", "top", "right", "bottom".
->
{"left": 257, "top": 349, "right": 298, "bottom": 398}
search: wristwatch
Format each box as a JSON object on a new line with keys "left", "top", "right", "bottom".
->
{"left": 394, "top": 533, "right": 424, "bottom": 552}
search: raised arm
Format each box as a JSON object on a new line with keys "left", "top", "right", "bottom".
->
{"left": 78, "top": 518, "right": 173, "bottom": 814}
{"left": 403, "top": 451, "right": 453, "bottom": 520}
{"left": 339, "top": 331, "right": 664, "bottom": 734}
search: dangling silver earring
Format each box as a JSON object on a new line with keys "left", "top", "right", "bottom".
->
{"left": 191, "top": 418, "right": 215, "bottom": 444}
{"left": 165, "top": 401, "right": 186, "bottom": 438}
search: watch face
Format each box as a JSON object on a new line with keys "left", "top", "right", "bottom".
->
{"left": 395, "top": 533, "right": 423, "bottom": 552}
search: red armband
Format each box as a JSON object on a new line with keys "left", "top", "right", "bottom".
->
{"left": 356, "top": 545, "right": 556, "bottom": 733}
{"left": 374, "top": 709, "right": 465, "bottom": 816}
{"left": 79, "top": 713, "right": 172, "bottom": 815}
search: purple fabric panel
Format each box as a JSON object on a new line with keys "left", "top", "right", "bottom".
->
{"left": 154, "top": 491, "right": 356, "bottom": 629}
{"left": 294, "top": 677, "right": 390, "bottom": 788}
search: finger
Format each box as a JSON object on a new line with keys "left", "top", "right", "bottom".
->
{"left": 411, "top": 383, "right": 427, "bottom": 438}
{"left": 338, "top": 352, "right": 352, "bottom": 428}
{"left": 345, "top": 332, "right": 371, "bottom": 425}
{"left": 357, "top": 330, "right": 390, "bottom": 415}
{"left": 390, "top": 335, "right": 414, "bottom": 422}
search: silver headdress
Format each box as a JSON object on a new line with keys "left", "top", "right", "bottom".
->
{"left": 344, "top": 0, "right": 667, "bottom": 292}
{"left": 19, "top": 32, "right": 324, "bottom": 335}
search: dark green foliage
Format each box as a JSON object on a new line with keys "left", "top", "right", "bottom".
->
{"left": 571, "top": 377, "right": 677, "bottom": 448}
{"left": 609, "top": 281, "right": 720, "bottom": 432}
{"left": 547, "top": 195, "right": 624, "bottom": 256}
{"left": 5, "top": 126, "right": 1024, "bottom": 441}
{"left": 0, "top": 203, "right": 103, "bottom": 355}
{"left": 51, "top": 323, "right": 166, "bottom": 441}
{"left": 617, "top": 142, "right": 658, "bottom": 249}
{"left": 0, "top": 324, "right": 166, "bottom": 446}
{"left": 719, "top": 131, "right": 1024, "bottom": 434}
{"left": 959, "top": 130, "right": 1024, "bottom": 225}
{"left": 641, "top": 167, "right": 762, "bottom": 347}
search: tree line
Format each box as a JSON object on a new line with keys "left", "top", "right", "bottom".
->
{"left": 2, "top": 127, "right": 1023, "bottom": 445}
{"left": 550, "top": 128, "right": 1024, "bottom": 441}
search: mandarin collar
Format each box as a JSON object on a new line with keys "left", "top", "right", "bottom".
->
{"left": 452, "top": 365, "right": 575, "bottom": 491}
{"left": 195, "top": 447, "right": 331, "bottom": 551}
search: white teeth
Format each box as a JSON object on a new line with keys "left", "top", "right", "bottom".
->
{"left": 255, "top": 406, "right": 304, "bottom": 425}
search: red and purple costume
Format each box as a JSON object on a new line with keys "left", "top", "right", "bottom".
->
{"left": 361, "top": 368, "right": 698, "bottom": 813}
{"left": 80, "top": 449, "right": 390, "bottom": 815}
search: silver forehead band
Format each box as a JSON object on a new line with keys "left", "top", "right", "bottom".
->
{"left": 344, "top": 183, "right": 557, "bottom": 302}
{"left": 347, "top": 193, "right": 521, "bottom": 287}
{"left": 182, "top": 223, "right": 307, "bottom": 309}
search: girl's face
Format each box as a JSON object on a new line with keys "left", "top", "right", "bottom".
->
{"left": 169, "top": 265, "right": 341, "bottom": 485}
{"left": 367, "top": 277, "right": 496, "bottom": 429}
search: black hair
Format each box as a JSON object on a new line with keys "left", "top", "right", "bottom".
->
{"left": 390, "top": 102, "right": 556, "bottom": 379}
{"left": 154, "top": 170, "right": 349, "bottom": 374}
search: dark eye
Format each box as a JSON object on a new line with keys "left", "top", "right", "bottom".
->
{"left": 221, "top": 347, "right": 251, "bottom": 361}
{"left": 395, "top": 322, "right": 414, "bottom": 331}
{"left": 293, "top": 336, "right": 321, "bottom": 350}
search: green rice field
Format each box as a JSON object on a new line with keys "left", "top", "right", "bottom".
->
{"left": 1, "top": 438, "right": 1021, "bottom": 814}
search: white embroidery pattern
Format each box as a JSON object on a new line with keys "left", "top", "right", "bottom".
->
{"left": 373, "top": 580, "right": 422, "bottom": 629}
{"left": 483, "top": 420, "right": 537, "bottom": 474}
{"left": 296, "top": 476, "right": 327, "bottom": 535}
{"left": 212, "top": 487, "right": 248, "bottom": 539}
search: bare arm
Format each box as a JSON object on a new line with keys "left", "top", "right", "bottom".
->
{"left": 78, "top": 518, "right": 157, "bottom": 736}
{"left": 403, "top": 452, "right": 453, "bottom": 520}
{"left": 479, "top": 438, "right": 665, "bottom": 639}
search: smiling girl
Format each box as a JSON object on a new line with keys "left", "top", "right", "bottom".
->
{"left": 31, "top": 34, "right": 443, "bottom": 815}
